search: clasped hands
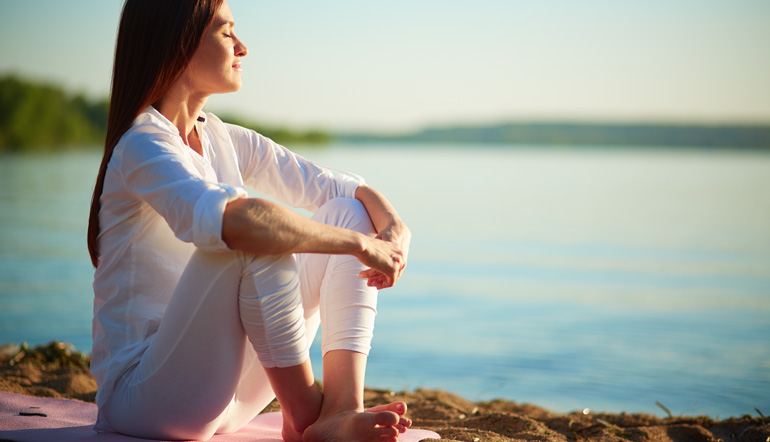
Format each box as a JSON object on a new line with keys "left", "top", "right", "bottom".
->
{"left": 356, "top": 222, "right": 411, "bottom": 290}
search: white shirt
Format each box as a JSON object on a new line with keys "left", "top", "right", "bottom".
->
{"left": 91, "top": 106, "right": 363, "bottom": 414}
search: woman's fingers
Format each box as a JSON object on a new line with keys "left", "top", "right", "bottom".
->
{"left": 358, "top": 268, "right": 380, "bottom": 282}
{"left": 358, "top": 268, "right": 394, "bottom": 289}
{"left": 356, "top": 235, "right": 410, "bottom": 289}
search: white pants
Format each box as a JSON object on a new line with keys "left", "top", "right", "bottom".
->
{"left": 102, "top": 198, "right": 378, "bottom": 440}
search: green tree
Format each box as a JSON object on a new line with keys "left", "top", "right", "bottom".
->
{"left": 0, "top": 75, "right": 106, "bottom": 152}
{"left": 0, "top": 74, "right": 329, "bottom": 152}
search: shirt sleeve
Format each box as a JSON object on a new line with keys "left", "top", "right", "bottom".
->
{"left": 224, "top": 123, "right": 364, "bottom": 212}
{"left": 118, "top": 131, "right": 247, "bottom": 251}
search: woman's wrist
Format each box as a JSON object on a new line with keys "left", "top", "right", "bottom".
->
{"left": 351, "top": 231, "right": 369, "bottom": 258}
{"left": 382, "top": 218, "right": 409, "bottom": 242}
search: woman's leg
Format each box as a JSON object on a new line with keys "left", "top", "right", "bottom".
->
{"left": 102, "top": 249, "right": 313, "bottom": 440}
{"left": 102, "top": 198, "right": 406, "bottom": 441}
{"left": 297, "top": 199, "right": 410, "bottom": 442}
{"left": 223, "top": 198, "right": 410, "bottom": 441}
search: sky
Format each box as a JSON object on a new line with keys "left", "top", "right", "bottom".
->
{"left": 1, "top": 0, "right": 769, "bottom": 133}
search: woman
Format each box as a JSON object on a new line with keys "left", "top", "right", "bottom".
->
{"left": 86, "top": 1, "right": 412, "bottom": 441}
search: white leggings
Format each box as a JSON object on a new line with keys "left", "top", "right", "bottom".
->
{"left": 102, "top": 198, "right": 378, "bottom": 440}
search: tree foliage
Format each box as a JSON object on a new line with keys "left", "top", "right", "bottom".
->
{"left": 0, "top": 74, "right": 330, "bottom": 152}
{"left": 0, "top": 75, "right": 108, "bottom": 152}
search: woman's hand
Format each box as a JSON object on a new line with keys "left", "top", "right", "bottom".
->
{"left": 356, "top": 222, "right": 411, "bottom": 290}
{"left": 354, "top": 185, "right": 411, "bottom": 290}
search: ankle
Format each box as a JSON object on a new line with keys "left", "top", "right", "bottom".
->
{"left": 320, "top": 398, "right": 364, "bottom": 417}
{"left": 282, "top": 408, "right": 315, "bottom": 437}
{"left": 319, "top": 350, "right": 367, "bottom": 413}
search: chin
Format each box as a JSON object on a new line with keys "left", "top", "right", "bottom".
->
{"left": 218, "top": 81, "right": 242, "bottom": 94}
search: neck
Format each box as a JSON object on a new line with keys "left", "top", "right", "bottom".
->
{"left": 156, "top": 82, "right": 209, "bottom": 152}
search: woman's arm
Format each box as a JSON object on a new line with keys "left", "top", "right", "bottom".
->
{"left": 222, "top": 194, "right": 409, "bottom": 289}
{"left": 355, "top": 185, "right": 411, "bottom": 289}
{"left": 222, "top": 197, "right": 364, "bottom": 256}
{"left": 226, "top": 124, "right": 362, "bottom": 212}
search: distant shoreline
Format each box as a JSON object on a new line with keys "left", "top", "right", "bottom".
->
{"left": 338, "top": 122, "right": 770, "bottom": 149}
{"left": 3, "top": 74, "right": 769, "bottom": 152}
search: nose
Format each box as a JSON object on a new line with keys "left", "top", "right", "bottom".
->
{"left": 235, "top": 35, "right": 248, "bottom": 57}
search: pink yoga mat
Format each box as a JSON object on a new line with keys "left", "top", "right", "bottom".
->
{"left": 0, "top": 391, "right": 439, "bottom": 442}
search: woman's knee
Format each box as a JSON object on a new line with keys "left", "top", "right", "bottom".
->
{"left": 313, "top": 198, "right": 374, "bottom": 234}
{"left": 238, "top": 253, "right": 310, "bottom": 369}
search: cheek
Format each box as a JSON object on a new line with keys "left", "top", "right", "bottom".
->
{"left": 191, "top": 51, "right": 225, "bottom": 78}
{"left": 194, "top": 39, "right": 228, "bottom": 64}
{"left": 207, "top": 46, "right": 232, "bottom": 71}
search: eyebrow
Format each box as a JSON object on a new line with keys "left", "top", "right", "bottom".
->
{"left": 215, "top": 19, "right": 234, "bottom": 28}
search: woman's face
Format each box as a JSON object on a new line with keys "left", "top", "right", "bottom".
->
{"left": 184, "top": 0, "right": 248, "bottom": 96}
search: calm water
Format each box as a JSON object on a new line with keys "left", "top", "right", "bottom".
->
{"left": 1, "top": 145, "right": 768, "bottom": 419}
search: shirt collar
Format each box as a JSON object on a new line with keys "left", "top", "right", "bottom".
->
{"left": 138, "top": 106, "right": 208, "bottom": 134}
{"left": 138, "top": 106, "right": 179, "bottom": 136}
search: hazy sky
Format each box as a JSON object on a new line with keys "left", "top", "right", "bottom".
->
{"left": 1, "top": 0, "right": 768, "bottom": 132}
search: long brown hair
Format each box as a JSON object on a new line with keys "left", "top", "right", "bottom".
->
{"left": 87, "top": 0, "right": 224, "bottom": 267}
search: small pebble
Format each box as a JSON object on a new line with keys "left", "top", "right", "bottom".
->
{"left": 0, "top": 343, "right": 21, "bottom": 360}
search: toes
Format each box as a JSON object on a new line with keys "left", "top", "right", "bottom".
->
{"left": 366, "top": 401, "right": 407, "bottom": 415}
{"left": 376, "top": 425, "right": 399, "bottom": 439}
{"left": 372, "top": 411, "right": 400, "bottom": 427}
{"left": 354, "top": 412, "right": 399, "bottom": 442}
{"left": 394, "top": 416, "right": 412, "bottom": 433}
{"left": 365, "top": 402, "right": 411, "bottom": 434}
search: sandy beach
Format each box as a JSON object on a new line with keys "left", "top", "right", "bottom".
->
{"left": 1, "top": 341, "right": 768, "bottom": 442}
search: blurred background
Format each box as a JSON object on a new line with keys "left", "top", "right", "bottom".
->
{"left": 1, "top": 0, "right": 769, "bottom": 419}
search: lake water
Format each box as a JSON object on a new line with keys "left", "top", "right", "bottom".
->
{"left": 0, "top": 145, "right": 768, "bottom": 419}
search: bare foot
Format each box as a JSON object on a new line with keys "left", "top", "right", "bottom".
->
{"left": 303, "top": 407, "right": 401, "bottom": 442}
{"left": 365, "top": 401, "right": 412, "bottom": 433}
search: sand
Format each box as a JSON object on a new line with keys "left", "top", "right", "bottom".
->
{"left": 1, "top": 341, "right": 768, "bottom": 442}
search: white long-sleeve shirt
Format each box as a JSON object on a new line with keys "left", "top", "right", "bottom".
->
{"left": 91, "top": 106, "right": 363, "bottom": 411}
